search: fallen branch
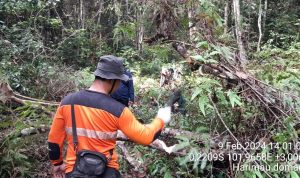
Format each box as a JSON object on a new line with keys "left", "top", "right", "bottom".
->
{"left": 0, "top": 82, "right": 59, "bottom": 106}
{"left": 116, "top": 141, "right": 143, "bottom": 171}
{"left": 171, "top": 39, "right": 299, "bottom": 133}
{"left": 117, "top": 130, "right": 181, "bottom": 155}
{"left": 17, "top": 125, "right": 198, "bottom": 155}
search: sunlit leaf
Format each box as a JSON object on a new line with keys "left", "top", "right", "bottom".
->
{"left": 191, "top": 55, "right": 205, "bottom": 62}
{"left": 191, "top": 88, "right": 202, "bottom": 101}
{"left": 226, "top": 90, "right": 242, "bottom": 108}
{"left": 200, "top": 158, "right": 207, "bottom": 170}
{"left": 209, "top": 51, "right": 221, "bottom": 56}
{"left": 254, "top": 171, "right": 264, "bottom": 178}
{"left": 290, "top": 171, "right": 300, "bottom": 178}
{"left": 173, "top": 141, "right": 190, "bottom": 152}
{"left": 198, "top": 95, "right": 209, "bottom": 116}
{"left": 163, "top": 170, "right": 173, "bottom": 178}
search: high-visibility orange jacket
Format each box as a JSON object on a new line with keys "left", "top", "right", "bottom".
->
{"left": 48, "top": 90, "right": 164, "bottom": 173}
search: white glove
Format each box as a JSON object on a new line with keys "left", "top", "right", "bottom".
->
{"left": 157, "top": 106, "right": 171, "bottom": 124}
{"left": 52, "top": 163, "right": 65, "bottom": 178}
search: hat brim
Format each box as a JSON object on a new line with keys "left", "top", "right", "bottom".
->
{"left": 94, "top": 70, "right": 129, "bottom": 82}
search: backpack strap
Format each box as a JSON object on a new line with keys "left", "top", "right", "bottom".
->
{"left": 71, "top": 100, "right": 78, "bottom": 153}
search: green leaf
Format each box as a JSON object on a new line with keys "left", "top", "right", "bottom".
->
{"left": 226, "top": 90, "right": 242, "bottom": 108}
{"left": 163, "top": 170, "right": 173, "bottom": 178}
{"left": 209, "top": 51, "right": 221, "bottom": 56}
{"left": 191, "top": 88, "right": 202, "bottom": 100}
{"left": 175, "top": 135, "right": 190, "bottom": 142}
{"left": 254, "top": 171, "right": 264, "bottom": 178}
{"left": 200, "top": 158, "right": 207, "bottom": 170}
{"left": 196, "top": 126, "right": 209, "bottom": 133}
{"left": 191, "top": 55, "right": 205, "bottom": 62}
{"left": 198, "top": 95, "right": 209, "bottom": 116}
{"left": 177, "top": 153, "right": 191, "bottom": 166}
{"left": 173, "top": 141, "right": 190, "bottom": 152}
{"left": 290, "top": 171, "right": 300, "bottom": 178}
{"left": 196, "top": 41, "right": 209, "bottom": 48}
{"left": 206, "top": 59, "right": 218, "bottom": 64}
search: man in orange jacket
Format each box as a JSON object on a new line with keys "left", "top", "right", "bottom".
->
{"left": 48, "top": 55, "right": 171, "bottom": 178}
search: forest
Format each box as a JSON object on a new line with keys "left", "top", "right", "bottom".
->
{"left": 0, "top": 0, "right": 300, "bottom": 177}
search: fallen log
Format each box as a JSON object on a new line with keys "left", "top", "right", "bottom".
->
{"left": 16, "top": 124, "right": 220, "bottom": 155}
{"left": 170, "top": 39, "right": 300, "bottom": 135}
{"left": 0, "top": 82, "right": 59, "bottom": 106}
{"left": 116, "top": 141, "right": 144, "bottom": 171}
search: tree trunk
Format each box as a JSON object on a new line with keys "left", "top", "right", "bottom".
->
{"left": 137, "top": 25, "right": 144, "bottom": 52}
{"left": 224, "top": 0, "right": 229, "bottom": 34}
{"left": 257, "top": 0, "right": 262, "bottom": 52}
{"left": 79, "top": 0, "right": 84, "bottom": 29}
{"left": 262, "top": 0, "right": 267, "bottom": 34}
{"left": 125, "top": 0, "right": 129, "bottom": 17}
{"left": 233, "top": 0, "right": 247, "bottom": 66}
{"left": 96, "top": 0, "right": 103, "bottom": 24}
{"left": 95, "top": 0, "right": 103, "bottom": 39}
{"left": 136, "top": 1, "right": 145, "bottom": 53}
{"left": 187, "top": 2, "right": 196, "bottom": 41}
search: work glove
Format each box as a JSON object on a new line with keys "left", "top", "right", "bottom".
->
{"left": 157, "top": 106, "right": 171, "bottom": 124}
{"left": 52, "top": 163, "right": 65, "bottom": 178}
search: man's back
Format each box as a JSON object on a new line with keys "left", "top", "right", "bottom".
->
{"left": 48, "top": 89, "right": 164, "bottom": 173}
{"left": 50, "top": 89, "right": 125, "bottom": 172}
{"left": 48, "top": 55, "right": 170, "bottom": 177}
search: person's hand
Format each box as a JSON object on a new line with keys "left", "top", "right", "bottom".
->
{"left": 157, "top": 106, "right": 171, "bottom": 124}
{"left": 52, "top": 163, "right": 65, "bottom": 178}
{"left": 128, "top": 101, "right": 134, "bottom": 107}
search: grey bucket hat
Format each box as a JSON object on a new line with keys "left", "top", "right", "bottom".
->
{"left": 94, "top": 55, "right": 129, "bottom": 81}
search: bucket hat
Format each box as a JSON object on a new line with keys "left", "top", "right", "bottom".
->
{"left": 94, "top": 55, "right": 129, "bottom": 81}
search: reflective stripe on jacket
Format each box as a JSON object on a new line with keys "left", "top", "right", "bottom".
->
{"left": 48, "top": 90, "right": 164, "bottom": 173}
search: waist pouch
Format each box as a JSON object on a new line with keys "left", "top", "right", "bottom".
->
{"left": 69, "top": 150, "right": 108, "bottom": 178}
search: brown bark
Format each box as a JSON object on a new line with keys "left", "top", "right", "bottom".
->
{"left": 257, "top": 0, "right": 262, "bottom": 52}
{"left": 0, "top": 82, "right": 59, "bottom": 106}
{"left": 79, "top": 0, "right": 84, "bottom": 29}
{"left": 135, "top": 0, "right": 145, "bottom": 52}
{"left": 137, "top": 21, "right": 144, "bottom": 52}
{"left": 116, "top": 141, "right": 145, "bottom": 172}
{"left": 224, "top": 1, "right": 230, "bottom": 34}
{"left": 233, "top": 0, "right": 247, "bottom": 66}
{"left": 187, "top": 2, "right": 197, "bottom": 41}
{"left": 262, "top": 0, "right": 267, "bottom": 34}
